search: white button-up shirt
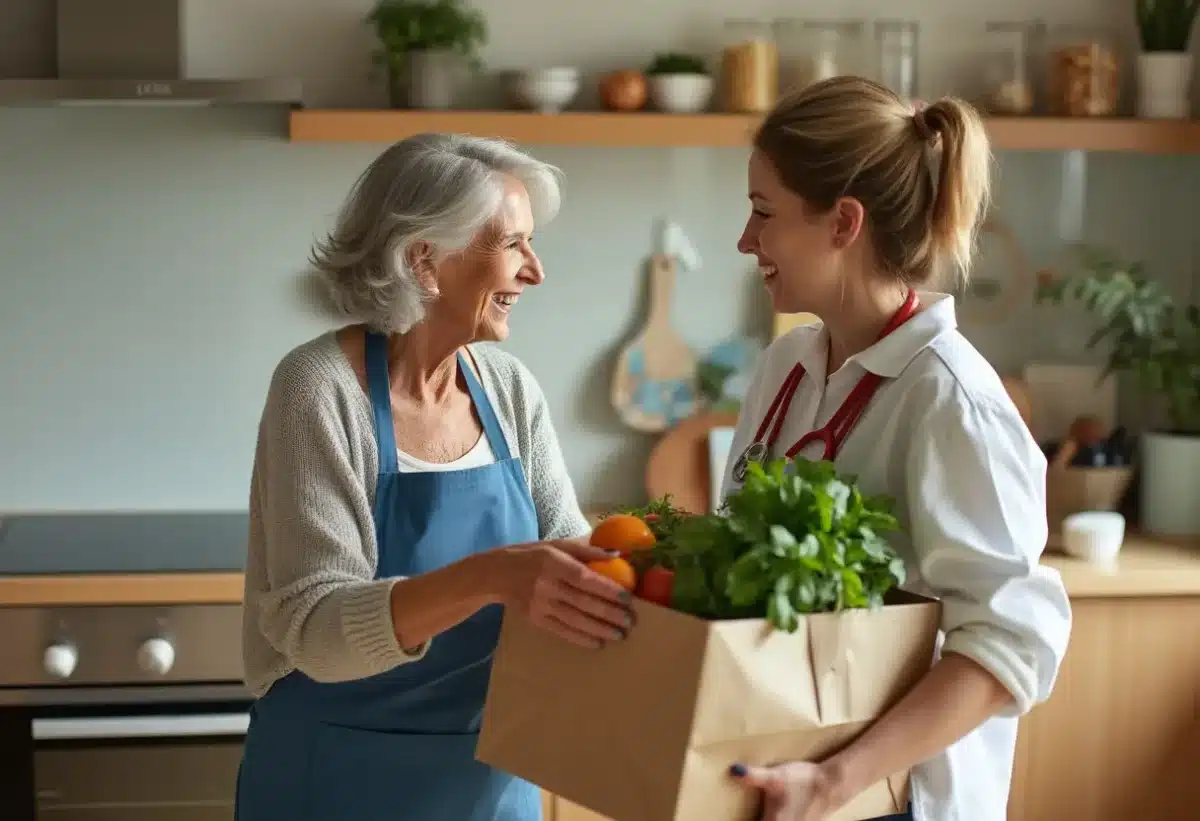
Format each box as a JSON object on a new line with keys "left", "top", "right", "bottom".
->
{"left": 720, "top": 292, "right": 1072, "bottom": 821}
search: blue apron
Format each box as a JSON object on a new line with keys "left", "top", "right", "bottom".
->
{"left": 235, "top": 332, "right": 542, "bottom": 821}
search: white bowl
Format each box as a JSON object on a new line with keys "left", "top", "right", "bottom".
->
{"left": 511, "top": 68, "right": 580, "bottom": 113}
{"left": 1061, "top": 511, "right": 1126, "bottom": 569}
{"left": 648, "top": 74, "right": 714, "bottom": 113}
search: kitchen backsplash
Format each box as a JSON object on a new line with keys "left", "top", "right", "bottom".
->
{"left": 0, "top": 0, "right": 1197, "bottom": 512}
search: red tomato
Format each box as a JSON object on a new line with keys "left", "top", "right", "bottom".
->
{"left": 636, "top": 566, "right": 675, "bottom": 607}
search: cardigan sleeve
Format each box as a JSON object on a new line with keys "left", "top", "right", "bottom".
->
{"left": 245, "top": 351, "right": 428, "bottom": 690}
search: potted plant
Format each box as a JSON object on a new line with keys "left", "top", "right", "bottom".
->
{"left": 1036, "top": 247, "right": 1200, "bottom": 536}
{"left": 367, "top": 0, "right": 487, "bottom": 110}
{"left": 1134, "top": 0, "right": 1199, "bottom": 118}
{"left": 645, "top": 52, "right": 714, "bottom": 113}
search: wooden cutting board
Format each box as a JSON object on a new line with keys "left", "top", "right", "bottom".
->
{"left": 611, "top": 254, "right": 699, "bottom": 432}
{"left": 645, "top": 411, "right": 740, "bottom": 514}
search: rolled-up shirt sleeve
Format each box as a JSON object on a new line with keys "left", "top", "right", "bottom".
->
{"left": 905, "top": 392, "right": 1072, "bottom": 716}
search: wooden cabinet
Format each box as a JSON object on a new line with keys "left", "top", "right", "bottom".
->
{"left": 1008, "top": 595, "right": 1200, "bottom": 821}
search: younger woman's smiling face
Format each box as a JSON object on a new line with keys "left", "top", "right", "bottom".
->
{"left": 736, "top": 148, "right": 865, "bottom": 316}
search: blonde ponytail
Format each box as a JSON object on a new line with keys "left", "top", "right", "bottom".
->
{"left": 918, "top": 98, "right": 993, "bottom": 284}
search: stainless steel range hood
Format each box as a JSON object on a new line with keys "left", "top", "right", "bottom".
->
{"left": 0, "top": 0, "right": 302, "bottom": 107}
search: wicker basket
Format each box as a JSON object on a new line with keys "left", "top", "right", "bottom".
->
{"left": 1045, "top": 464, "right": 1134, "bottom": 541}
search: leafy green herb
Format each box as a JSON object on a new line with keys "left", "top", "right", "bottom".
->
{"left": 651, "top": 457, "right": 906, "bottom": 631}
{"left": 1135, "top": 0, "right": 1199, "bottom": 52}
{"left": 367, "top": 0, "right": 488, "bottom": 71}
{"left": 1035, "top": 247, "right": 1200, "bottom": 434}
{"left": 646, "top": 52, "right": 709, "bottom": 76}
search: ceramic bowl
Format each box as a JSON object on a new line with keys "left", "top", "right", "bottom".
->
{"left": 1061, "top": 511, "right": 1126, "bottom": 569}
{"left": 510, "top": 68, "right": 580, "bottom": 113}
{"left": 648, "top": 74, "right": 715, "bottom": 113}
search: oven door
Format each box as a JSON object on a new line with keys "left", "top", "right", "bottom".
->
{"left": 32, "top": 703, "right": 248, "bottom": 821}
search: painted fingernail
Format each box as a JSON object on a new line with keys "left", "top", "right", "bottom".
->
{"left": 619, "top": 591, "right": 632, "bottom": 603}
{"left": 729, "top": 763, "right": 747, "bottom": 777}
{"left": 625, "top": 610, "right": 636, "bottom": 627}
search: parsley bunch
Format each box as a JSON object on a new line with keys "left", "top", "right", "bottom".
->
{"left": 663, "top": 457, "right": 907, "bottom": 631}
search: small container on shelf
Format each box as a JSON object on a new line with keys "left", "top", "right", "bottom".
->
{"left": 982, "top": 21, "right": 1044, "bottom": 115}
{"left": 875, "top": 20, "right": 919, "bottom": 99}
{"left": 774, "top": 19, "right": 865, "bottom": 94}
{"left": 720, "top": 19, "right": 778, "bottom": 113}
{"left": 1048, "top": 26, "right": 1120, "bottom": 117}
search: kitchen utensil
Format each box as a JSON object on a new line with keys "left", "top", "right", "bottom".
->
{"left": 644, "top": 411, "right": 738, "bottom": 514}
{"left": 960, "top": 216, "right": 1036, "bottom": 324}
{"left": 509, "top": 68, "right": 580, "bottom": 113}
{"left": 1061, "top": 511, "right": 1125, "bottom": 569}
{"left": 611, "top": 220, "right": 701, "bottom": 432}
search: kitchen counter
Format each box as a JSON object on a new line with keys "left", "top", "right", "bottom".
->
{"left": 0, "top": 533, "right": 1195, "bottom": 608}
{"left": 0, "top": 572, "right": 243, "bottom": 606}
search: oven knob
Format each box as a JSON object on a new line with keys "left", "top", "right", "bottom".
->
{"left": 43, "top": 643, "right": 78, "bottom": 680}
{"left": 137, "top": 637, "right": 176, "bottom": 676}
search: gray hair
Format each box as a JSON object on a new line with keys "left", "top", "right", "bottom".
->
{"left": 310, "top": 133, "right": 563, "bottom": 333}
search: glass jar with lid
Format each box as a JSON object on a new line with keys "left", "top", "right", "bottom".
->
{"left": 720, "top": 19, "right": 778, "bottom": 113}
{"left": 1048, "top": 25, "right": 1120, "bottom": 117}
{"left": 982, "top": 21, "right": 1044, "bottom": 115}
{"left": 774, "top": 20, "right": 865, "bottom": 93}
{"left": 875, "top": 20, "right": 919, "bottom": 99}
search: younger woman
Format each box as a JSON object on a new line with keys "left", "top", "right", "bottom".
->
{"left": 721, "top": 77, "right": 1072, "bottom": 821}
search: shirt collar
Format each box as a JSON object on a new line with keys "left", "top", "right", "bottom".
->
{"left": 795, "top": 291, "right": 959, "bottom": 380}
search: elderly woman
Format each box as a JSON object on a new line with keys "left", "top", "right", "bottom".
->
{"left": 234, "top": 134, "right": 635, "bottom": 821}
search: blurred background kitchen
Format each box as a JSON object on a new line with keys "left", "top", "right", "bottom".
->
{"left": 0, "top": 1, "right": 1197, "bottom": 820}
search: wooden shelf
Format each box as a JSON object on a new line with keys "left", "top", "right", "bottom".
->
{"left": 290, "top": 110, "right": 759, "bottom": 147}
{"left": 289, "top": 110, "right": 1200, "bottom": 153}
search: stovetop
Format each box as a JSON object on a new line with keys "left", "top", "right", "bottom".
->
{"left": 0, "top": 512, "right": 248, "bottom": 575}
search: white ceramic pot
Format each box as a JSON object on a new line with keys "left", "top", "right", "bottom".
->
{"left": 648, "top": 74, "right": 715, "bottom": 114}
{"left": 1136, "top": 52, "right": 1193, "bottom": 119}
{"left": 1139, "top": 430, "right": 1200, "bottom": 536}
{"left": 510, "top": 67, "right": 580, "bottom": 113}
{"left": 404, "top": 49, "right": 465, "bottom": 109}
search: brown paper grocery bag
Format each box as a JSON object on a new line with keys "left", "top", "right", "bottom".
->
{"left": 477, "top": 590, "right": 941, "bottom": 821}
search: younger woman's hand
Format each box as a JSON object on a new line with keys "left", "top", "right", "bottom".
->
{"left": 492, "top": 540, "right": 635, "bottom": 649}
{"left": 729, "top": 761, "right": 841, "bottom": 821}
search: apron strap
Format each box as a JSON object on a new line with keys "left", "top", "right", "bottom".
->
{"left": 364, "top": 331, "right": 400, "bottom": 473}
{"left": 458, "top": 351, "right": 514, "bottom": 462}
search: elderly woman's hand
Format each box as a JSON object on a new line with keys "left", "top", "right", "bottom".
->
{"left": 492, "top": 540, "right": 636, "bottom": 649}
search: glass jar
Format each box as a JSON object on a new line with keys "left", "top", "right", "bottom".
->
{"left": 720, "top": 19, "right": 778, "bottom": 113}
{"left": 774, "top": 20, "right": 864, "bottom": 93}
{"left": 983, "top": 21, "right": 1043, "bottom": 115}
{"left": 875, "top": 20, "right": 919, "bottom": 99}
{"left": 1048, "top": 26, "right": 1120, "bottom": 117}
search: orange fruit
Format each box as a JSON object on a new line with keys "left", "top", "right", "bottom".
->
{"left": 587, "top": 557, "right": 637, "bottom": 591}
{"left": 589, "top": 514, "right": 656, "bottom": 555}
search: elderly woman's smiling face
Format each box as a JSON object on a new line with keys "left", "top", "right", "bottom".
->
{"left": 414, "top": 175, "right": 544, "bottom": 343}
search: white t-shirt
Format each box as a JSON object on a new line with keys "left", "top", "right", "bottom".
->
{"left": 395, "top": 433, "right": 496, "bottom": 473}
{"left": 720, "top": 292, "right": 1072, "bottom": 821}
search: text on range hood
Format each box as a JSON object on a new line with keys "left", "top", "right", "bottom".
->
{"left": 0, "top": 0, "right": 302, "bottom": 107}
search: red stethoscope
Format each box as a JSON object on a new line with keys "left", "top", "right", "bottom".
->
{"left": 731, "top": 290, "right": 920, "bottom": 483}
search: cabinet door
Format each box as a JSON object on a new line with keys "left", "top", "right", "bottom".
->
{"left": 1008, "top": 597, "right": 1200, "bottom": 821}
{"left": 555, "top": 798, "right": 612, "bottom": 821}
